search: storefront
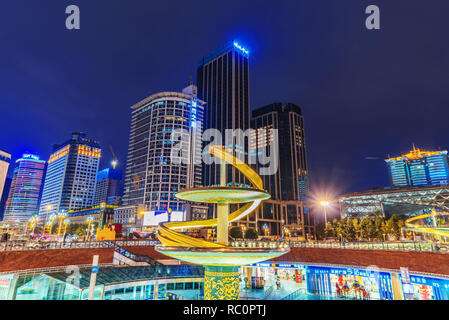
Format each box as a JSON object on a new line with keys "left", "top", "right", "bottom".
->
{"left": 241, "top": 263, "right": 307, "bottom": 291}
{"left": 306, "top": 266, "right": 394, "bottom": 300}
{"left": 402, "top": 275, "right": 449, "bottom": 300}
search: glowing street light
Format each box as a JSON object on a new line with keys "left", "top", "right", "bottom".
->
{"left": 57, "top": 210, "right": 68, "bottom": 236}
{"left": 241, "top": 225, "right": 247, "bottom": 240}
{"left": 320, "top": 200, "right": 330, "bottom": 225}
{"left": 86, "top": 216, "right": 94, "bottom": 238}
{"left": 46, "top": 214, "right": 57, "bottom": 234}
{"left": 263, "top": 224, "right": 269, "bottom": 236}
{"left": 63, "top": 218, "right": 70, "bottom": 236}
{"left": 28, "top": 216, "right": 38, "bottom": 233}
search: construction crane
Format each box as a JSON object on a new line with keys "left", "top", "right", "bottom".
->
{"left": 110, "top": 146, "right": 118, "bottom": 169}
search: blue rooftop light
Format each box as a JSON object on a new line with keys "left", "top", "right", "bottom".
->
{"left": 233, "top": 41, "right": 249, "bottom": 56}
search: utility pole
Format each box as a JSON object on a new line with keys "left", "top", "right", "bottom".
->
{"left": 88, "top": 255, "right": 99, "bottom": 300}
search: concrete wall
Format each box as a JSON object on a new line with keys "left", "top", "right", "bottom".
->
{"left": 0, "top": 248, "right": 114, "bottom": 273}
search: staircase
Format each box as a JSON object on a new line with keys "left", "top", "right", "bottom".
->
{"left": 111, "top": 243, "right": 163, "bottom": 267}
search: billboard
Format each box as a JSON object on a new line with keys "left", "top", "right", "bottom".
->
{"left": 143, "top": 210, "right": 185, "bottom": 227}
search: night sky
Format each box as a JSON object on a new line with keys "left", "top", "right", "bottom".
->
{"left": 1, "top": 0, "right": 449, "bottom": 212}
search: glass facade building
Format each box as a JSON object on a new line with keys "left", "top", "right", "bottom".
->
{"left": 385, "top": 147, "right": 449, "bottom": 187}
{"left": 197, "top": 41, "right": 251, "bottom": 190}
{"left": 251, "top": 103, "right": 313, "bottom": 238}
{"left": 122, "top": 85, "right": 205, "bottom": 213}
{"left": 3, "top": 154, "right": 46, "bottom": 223}
{"left": 339, "top": 185, "right": 449, "bottom": 218}
{"left": 0, "top": 149, "right": 11, "bottom": 206}
{"left": 38, "top": 132, "right": 101, "bottom": 224}
{"left": 94, "top": 168, "right": 122, "bottom": 206}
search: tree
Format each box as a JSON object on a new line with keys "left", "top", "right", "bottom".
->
{"left": 340, "top": 218, "right": 356, "bottom": 240}
{"left": 315, "top": 222, "right": 326, "bottom": 240}
{"left": 374, "top": 213, "right": 385, "bottom": 240}
{"left": 229, "top": 227, "right": 243, "bottom": 239}
{"left": 386, "top": 215, "right": 404, "bottom": 240}
{"left": 324, "top": 222, "right": 336, "bottom": 238}
{"left": 245, "top": 228, "right": 259, "bottom": 240}
{"left": 359, "top": 216, "right": 376, "bottom": 240}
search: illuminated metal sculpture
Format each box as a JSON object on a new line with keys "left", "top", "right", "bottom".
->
{"left": 404, "top": 209, "right": 449, "bottom": 239}
{"left": 156, "top": 146, "right": 289, "bottom": 300}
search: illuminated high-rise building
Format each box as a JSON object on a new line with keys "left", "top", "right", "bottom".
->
{"left": 197, "top": 41, "right": 250, "bottom": 188}
{"left": 94, "top": 168, "right": 122, "bottom": 206}
{"left": 251, "top": 103, "right": 313, "bottom": 238}
{"left": 3, "top": 154, "right": 46, "bottom": 223}
{"left": 385, "top": 146, "right": 449, "bottom": 187}
{"left": 0, "top": 149, "right": 11, "bottom": 203}
{"left": 38, "top": 132, "right": 101, "bottom": 224}
{"left": 121, "top": 84, "right": 205, "bottom": 220}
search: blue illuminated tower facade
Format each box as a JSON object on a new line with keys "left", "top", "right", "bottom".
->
{"left": 94, "top": 168, "right": 123, "bottom": 206}
{"left": 197, "top": 41, "right": 251, "bottom": 188}
{"left": 4, "top": 154, "right": 46, "bottom": 223}
{"left": 385, "top": 147, "right": 449, "bottom": 187}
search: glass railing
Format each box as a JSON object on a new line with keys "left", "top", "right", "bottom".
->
{"left": 230, "top": 240, "right": 448, "bottom": 254}
{"left": 2, "top": 238, "right": 447, "bottom": 254}
{"left": 0, "top": 240, "right": 161, "bottom": 252}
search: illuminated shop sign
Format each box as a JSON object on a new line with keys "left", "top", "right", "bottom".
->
{"left": 190, "top": 100, "right": 197, "bottom": 128}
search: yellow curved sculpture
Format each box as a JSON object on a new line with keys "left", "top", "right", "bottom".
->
{"left": 155, "top": 145, "right": 288, "bottom": 300}
{"left": 405, "top": 209, "right": 449, "bottom": 238}
{"left": 157, "top": 145, "right": 267, "bottom": 248}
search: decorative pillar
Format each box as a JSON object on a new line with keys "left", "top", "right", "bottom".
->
{"left": 217, "top": 160, "right": 229, "bottom": 245}
{"left": 391, "top": 273, "right": 404, "bottom": 300}
{"left": 204, "top": 266, "right": 240, "bottom": 300}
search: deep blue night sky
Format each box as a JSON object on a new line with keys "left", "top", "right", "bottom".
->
{"left": 1, "top": 0, "right": 449, "bottom": 210}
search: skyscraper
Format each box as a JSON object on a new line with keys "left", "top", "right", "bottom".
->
{"left": 4, "top": 154, "right": 46, "bottom": 223}
{"left": 385, "top": 146, "right": 449, "bottom": 187}
{"left": 38, "top": 132, "right": 101, "bottom": 224}
{"left": 0, "top": 178, "right": 12, "bottom": 220}
{"left": 251, "top": 103, "right": 313, "bottom": 238}
{"left": 0, "top": 150, "right": 11, "bottom": 203}
{"left": 94, "top": 168, "right": 122, "bottom": 206}
{"left": 122, "top": 84, "right": 205, "bottom": 218}
{"left": 197, "top": 41, "right": 250, "bottom": 187}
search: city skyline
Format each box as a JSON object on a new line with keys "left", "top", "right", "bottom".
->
{"left": 0, "top": 0, "right": 449, "bottom": 304}
{"left": 1, "top": 0, "right": 449, "bottom": 199}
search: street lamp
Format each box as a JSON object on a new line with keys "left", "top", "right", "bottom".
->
{"left": 46, "top": 214, "right": 56, "bottom": 234}
{"left": 63, "top": 218, "right": 70, "bottom": 237}
{"left": 263, "top": 224, "right": 269, "bottom": 236}
{"left": 241, "top": 225, "right": 247, "bottom": 240}
{"left": 320, "top": 201, "right": 330, "bottom": 225}
{"left": 57, "top": 210, "right": 67, "bottom": 236}
{"left": 86, "top": 216, "right": 94, "bottom": 239}
{"left": 27, "top": 216, "right": 38, "bottom": 236}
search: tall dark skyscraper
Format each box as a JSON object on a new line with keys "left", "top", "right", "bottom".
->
{"left": 251, "top": 103, "right": 313, "bottom": 238}
{"left": 197, "top": 41, "right": 250, "bottom": 187}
